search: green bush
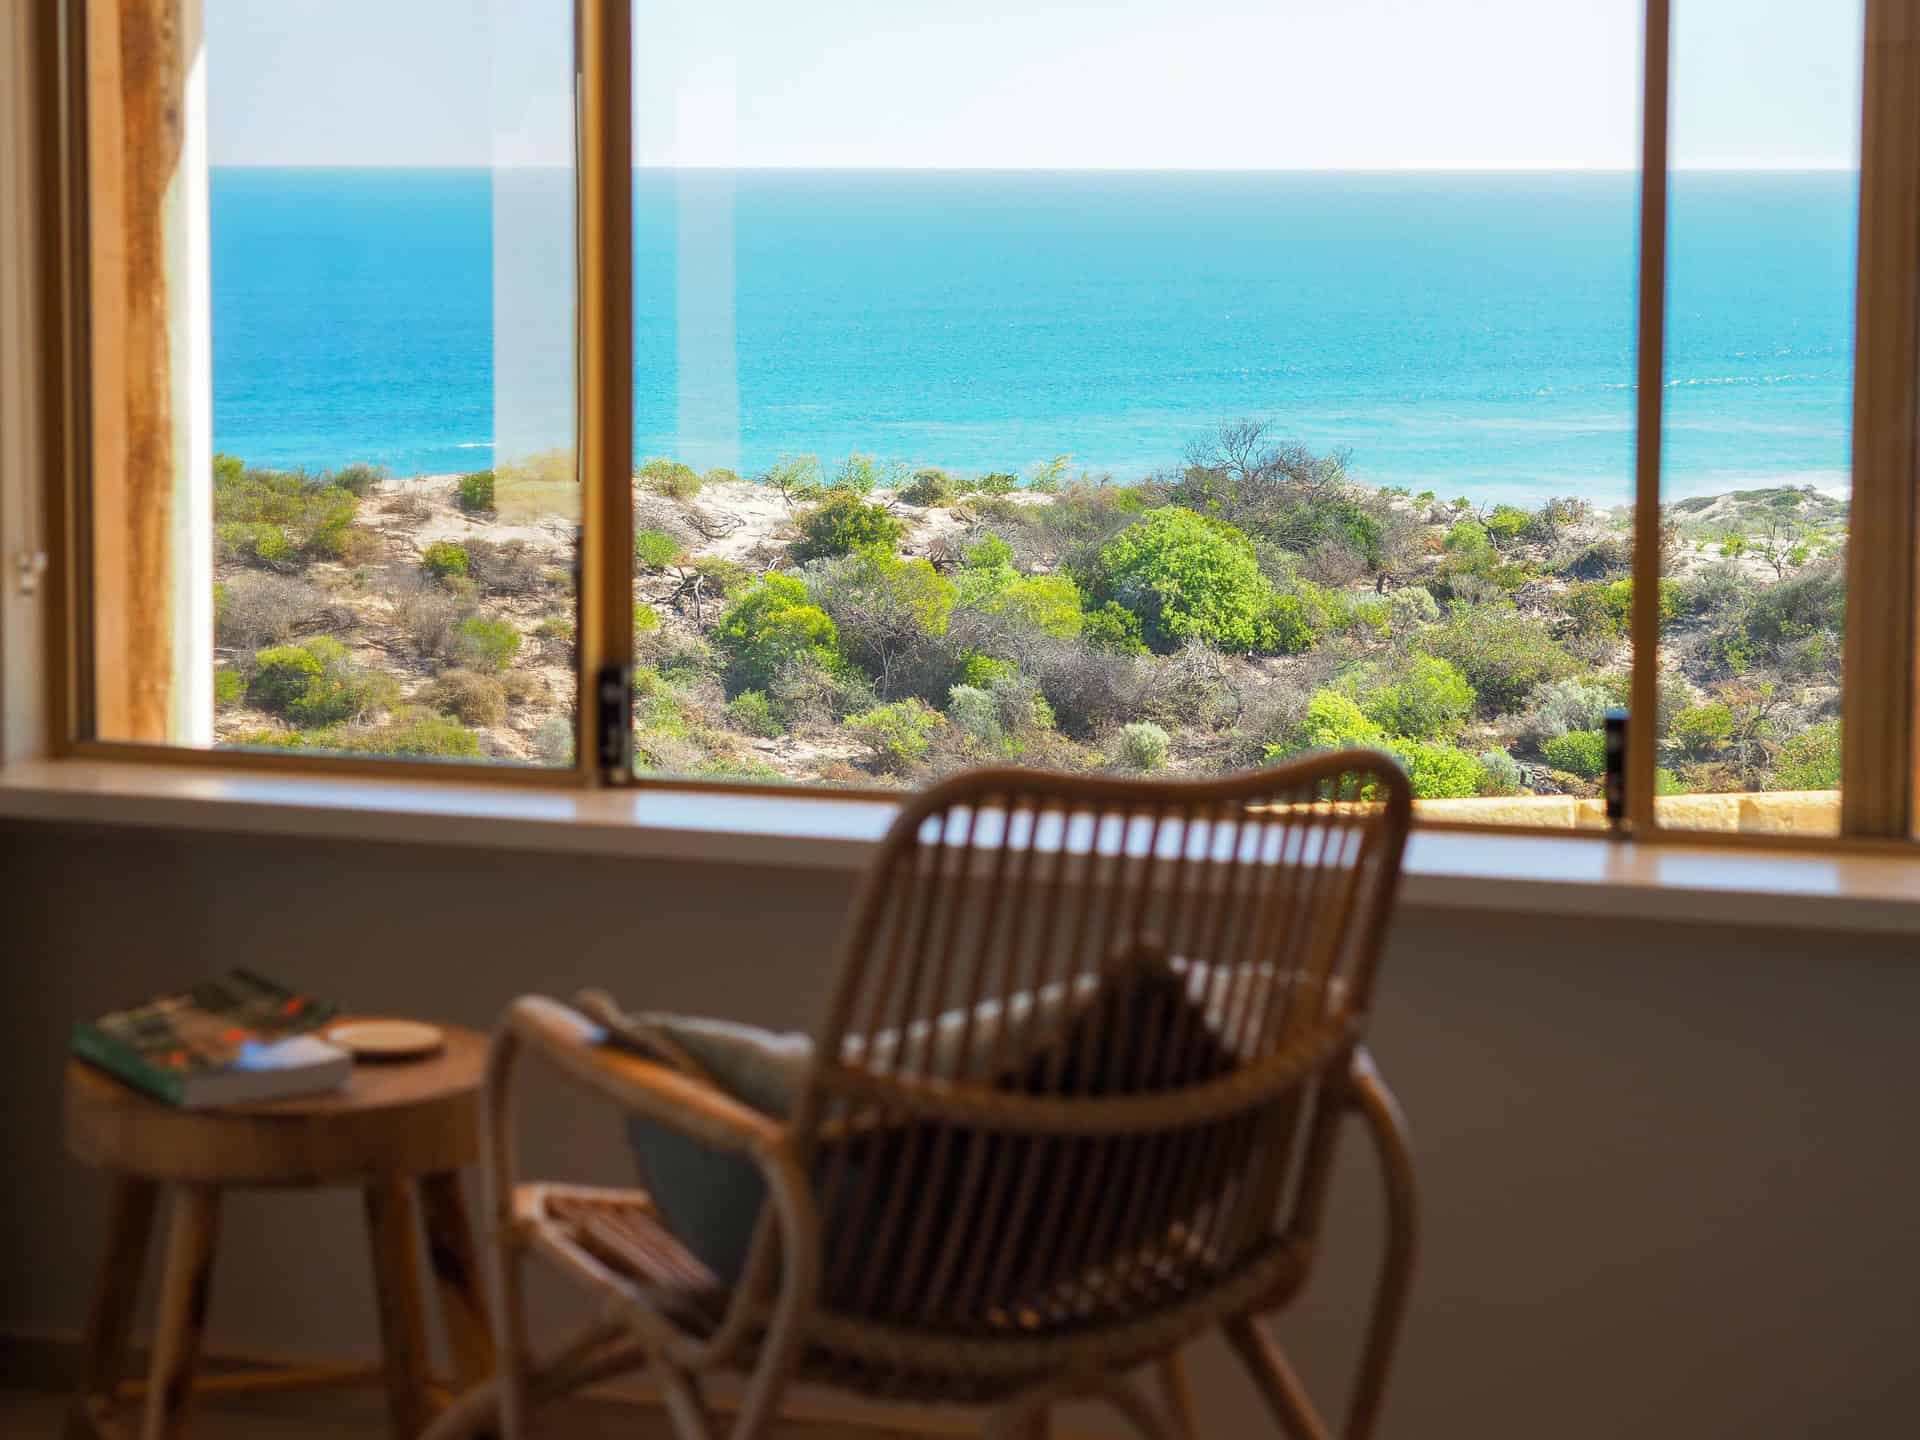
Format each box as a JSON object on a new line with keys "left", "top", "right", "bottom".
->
{"left": 899, "top": 469, "right": 956, "bottom": 506}
{"left": 793, "top": 493, "right": 905, "bottom": 562}
{"left": 639, "top": 458, "right": 702, "bottom": 500}
{"left": 714, "top": 573, "right": 843, "bottom": 695}
{"left": 1298, "top": 690, "right": 1385, "bottom": 750}
{"left": 213, "top": 668, "right": 245, "bottom": 706}
{"left": 1084, "top": 508, "right": 1281, "bottom": 655}
{"left": 212, "top": 459, "right": 363, "bottom": 565}
{"left": 807, "top": 546, "right": 955, "bottom": 693}
{"left": 1477, "top": 749, "right": 1524, "bottom": 796}
{"left": 1541, "top": 729, "right": 1608, "bottom": 779}
{"left": 533, "top": 715, "right": 575, "bottom": 766}
{"left": 1669, "top": 702, "right": 1735, "bottom": 760}
{"left": 633, "top": 603, "right": 659, "bottom": 634}
{"left": 248, "top": 636, "right": 392, "bottom": 728}
{"left": 320, "top": 709, "right": 483, "bottom": 759}
{"left": 725, "top": 689, "right": 784, "bottom": 738}
{"left": 422, "top": 668, "right": 507, "bottom": 726}
{"left": 634, "top": 529, "right": 683, "bottom": 571}
{"left": 1082, "top": 600, "right": 1148, "bottom": 655}
{"left": 456, "top": 470, "right": 495, "bottom": 513}
{"left": 1115, "top": 720, "right": 1171, "bottom": 772}
{"left": 1392, "top": 740, "right": 1488, "bottom": 799}
{"left": 331, "top": 462, "right": 386, "bottom": 497}
{"left": 1265, "top": 592, "right": 1321, "bottom": 654}
{"left": 1385, "top": 586, "right": 1439, "bottom": 632}
{"left": 1419, "top": 604, "right": 1577, "bottom": 715}
{"left": 946, "top": 684, "right": 1004, "bottom": 747}
{"left": 1357, "top": 654, "right": 1474, "bottom": 741}
{"left": 984, "top": 574, "right": 1086, "bottom": 639}
{"left": 847, "top": 698, "right": 940, "bottom": 773}
{"left": 453, "top": 616, "right": 522, "bottom": 673}
{"left": 954, "top": 652, "right": 1019, "bottom": 688}
{"left": 226, "top": 728, "right": 306, "bottom": 750}
{"left": 1484, "top": 505, "right": 1532, "bottom": 547}
{"left": 421, "top": 541, "right": 470, "bottom": 580}
{"left": 1769, "top": 718, "right": 1840, "bottom": 791}
{"left": 536, "top": 614, "right": 574, "bottom": 641}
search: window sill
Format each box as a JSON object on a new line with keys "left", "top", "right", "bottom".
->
{"left": 1, "top": 759, "right": 1916, "bottom": 933}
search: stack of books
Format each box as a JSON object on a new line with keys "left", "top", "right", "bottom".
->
{"left": 72, "top": 970, "right": 351, "bottom": 1107}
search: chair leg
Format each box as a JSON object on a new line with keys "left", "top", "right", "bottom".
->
{"left": 1156, "top": 1352, "right": 1200, "bottom": 1440}
{"left": 141, "top": 1185, "right": 221, "bottom": 1440}
{"left": 66, "top": 1176, "right": 159, "bottom": 1440}
{"left": 1345, "top": 1052, "right": 1419, "bottom": 1440}
{"left": 1225, "top": 1315, "right": 1333, "bottom": 1440}
{"left": 365, "top": 1178, "right": 435, "bottom": 1440}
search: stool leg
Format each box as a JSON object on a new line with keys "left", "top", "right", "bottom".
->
{"left": 141, "top": 1185, "right": 221, "bottom": 1440}
{"left": 420, "top": 1171, "right": 494, "bottom": 1393}
{"left": 365, "top": 1178, "right": 434, "bottom": 1440}
{"left": 66, "top": 1175, "right": 159, "bottom": 1439}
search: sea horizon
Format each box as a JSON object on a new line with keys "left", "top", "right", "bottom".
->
{"left": 211, "top": 167, "right": 1858, "bottom": 501}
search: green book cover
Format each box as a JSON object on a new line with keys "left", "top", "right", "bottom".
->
{"left": 72, "top": 970, "right": 337, "bottom": 1106}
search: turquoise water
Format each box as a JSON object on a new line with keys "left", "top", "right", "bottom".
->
{"left": 211, "top": 168, "right": 1858, "bottom": 502}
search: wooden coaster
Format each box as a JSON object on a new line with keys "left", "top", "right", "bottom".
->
{"left": 326, "top": 1019, "right": 446, "bottom": 1062}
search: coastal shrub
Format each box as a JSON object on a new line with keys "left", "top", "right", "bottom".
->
{"left": 1742, "top": 559, "right": 1845, "bottom": 656}
{"left": 1355, "top": 654, "right": 1474, "bottom": 741}
{"left": 725, "top": 689, "right": 783, "bottom": 738}
{"left": 320, "top": 708, "right": 483, "bottom": 759}
{"left": 533, "top": 715, "right": 575, "bottom": 766}
{"left": 633, "top": 603, "right": 659, "bottom": 634}
{"left": 1022, "top": 636, "right": 1145, "bottom": 737}
{"left": 248, "top": 636, "right": 394, "bottom": 728}
{"left": 793, "top": 493, "right": 905, "bottom": 561}
{"left": 1484, "top": 505, "right": 1532, "bottom": 548}
{"left": 1419, "top": 604, "right": 1576, "bottom": 715}
{"left": 900, "top": 469, "right": 956, "bottom": 507}
{"left": 213, "top": 572, "right": 328, "bottom": 648}
{"left": 311, "top": 523, "right": 384, "bottom": 565}
{"left": 1477, "top": 748, "right": 1524, "bottom": 796}
{"left": 714, "top": 573, "right": 843, "bottom": 696}
{"left": 979, "top": 574, "right": 1085, "bottom": 639}
{"left": 954, "top": 652, "right": 1019, "bottom": 689}
{"left": 762, "top": 454, "right": 825, "bottom": 500}
{"left": 1541, "top": 729, "right": 1607, "bottom": 779}
{"left": 1669, "top": 702, "right": 1736, "bottom": 760}
{"left": 456, "top": 470, "right": 496, "bottom": 513}
{"left": 422, "top": 669, "right": 507, "bottom": 726}
{"left": 421, "top": 541, "right": 470, "bottom": 580}
{"left": 1082, "top": 600, "right": 1148, "bottom": 655}
{"left": 331, "top": 462, "right": 386, "bottom": 497}
{"left": 1514, "top": 677, "right": 1614, "bottom": 743}
{"left": 1298, "top": 690, "right": 1385, "bottom": 750}
{"left": 639, "top": 458, "right": 702, "bottom": 500}
{"left": 1115, "top": 720, "right": 1171, "bottom": 772}
{"left": 634, "top": 528, "right": 683, "bottom": 571}
{"left": 769, "top": 652, "right": 874, "bottom": 729}
{"left": 213, "top": 668, "right": 245, "bottom": 706}
{"left": 834, "top": 454, "right": 895, "bottom": 495}
{"left": 461, "top": 538, "right": 547, "bottom": 596}
{"left": 1393, "top": 740, "right": 1487, "bottom": 799}
{"left": 946, "top": 684, "right": 1003, "bottom": 748}
{"left": 1559, "top": 536, "right": 1632, "bottom": 581}
{"left": 1769, "top": 718, "right": 1840, "bottom": 791}
{"left": 846, "top": 698, "right": 940, "bottom": 773}
{"left": 395, "top": 587, "right": 470, "bottom": 662}
{"left": 1387, "top": 585, "right": 1440, "bottom": 632}
{"left": 453, "top": 616, "right": 522, "bottom": 673}
{"left": 212, "top": 461, "right": 361, "bottom": 562}
{"left": 1083, "top": 508, "right": 1280, "bottom": 655}
{"left": 705, "top": 468, "right": 741, "bottom": 486}
{"left": 536, "top": 614, "right": 574, "bottom": 642}
{"left": 1265, "top": 592, "right": 1320, "bottom": 654}
{"left": 227, "top": 728, "right": 305, "bottom": 750}
{"left": 808, "top": 547, "right": 955, "bottom": 695}
{"left": 218, "top": 521, "right": 297, "bottom": 570}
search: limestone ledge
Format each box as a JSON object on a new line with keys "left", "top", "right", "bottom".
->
{"left": 1415, "top": 790, "right": 1840, "bottom": 834}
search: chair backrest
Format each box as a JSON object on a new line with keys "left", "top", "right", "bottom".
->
{"left": 785, "top": 750, "right": 1412, "bottom": 1336}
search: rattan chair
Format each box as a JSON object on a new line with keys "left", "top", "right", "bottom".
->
{"left": 425, "top": 749, "right": 1418, "bottom": 1440}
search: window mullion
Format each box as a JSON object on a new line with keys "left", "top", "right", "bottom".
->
{"left": 1629, "top": 0, "right": 1672, "bottom": 836}
{"left": 1840, "top": 0, "right": 1920, "bottom": 839}
{"left": 577, "top": 0, "right": 635, "bottom": 783}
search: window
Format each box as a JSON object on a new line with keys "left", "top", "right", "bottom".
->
{"left": 33, "top": 0, "right": 1920, "bottom": 849}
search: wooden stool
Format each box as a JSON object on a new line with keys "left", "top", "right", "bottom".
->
{"left": 64, "top": 1021, "right": 494, "bottom": 1440}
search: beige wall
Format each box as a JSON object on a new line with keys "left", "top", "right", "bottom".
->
{"left": 4, "top": 819, "right": 1917, "bottom": 1437}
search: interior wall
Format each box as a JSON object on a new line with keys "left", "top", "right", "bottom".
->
{"left": 3, "top": 818, "right": 1916, "bottom": 1438}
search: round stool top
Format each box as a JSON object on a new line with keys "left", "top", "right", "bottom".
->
{"left": 66, "top": 1019, "right": 487, "bottom": 1187}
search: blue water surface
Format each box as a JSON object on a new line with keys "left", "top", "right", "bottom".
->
{"left": 211, "top": 168, "right": 1858, "bottom": 503}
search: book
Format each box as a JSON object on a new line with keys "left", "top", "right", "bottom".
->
{"left": 72, "top": 969, "right": 350, "bottom": 1108}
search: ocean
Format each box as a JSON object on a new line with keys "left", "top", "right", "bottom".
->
{"left": 210, "top": 168, "right": 1858, "bottom": 504}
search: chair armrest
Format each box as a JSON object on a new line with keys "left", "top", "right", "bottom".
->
{"left": 497, "top": 995, "right": 786, "bottom": 1158}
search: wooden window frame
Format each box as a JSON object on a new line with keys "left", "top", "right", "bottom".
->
{"left": 27, "top": 0, "right": 1920, "bottom": 847}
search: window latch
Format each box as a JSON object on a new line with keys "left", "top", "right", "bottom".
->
{"left": 597, "top": 663, "right": 633, "bottom": 777}
{"left": 13, "top": 550, "right": 47, "bottom": 597}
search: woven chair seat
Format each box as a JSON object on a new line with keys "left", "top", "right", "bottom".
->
{"left": 527, "top": 1183, "right": 1307, "bottom": 1407}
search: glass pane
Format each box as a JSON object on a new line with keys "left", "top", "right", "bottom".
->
{"left": 1657, "top": 0, "right": 1861, "bottom": 833}
{"left": 630, "top": 3, "right": 1640, "bottom": 817}
{"left": 88, "top": 1, "right": 579, "bottom": 767}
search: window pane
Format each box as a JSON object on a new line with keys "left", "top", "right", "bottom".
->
{"left": 87, "top": 1, "right": 579, "bottom": 767}
{"left": 1657, "top": 0, "right": 1861, "bottom": 833}
{"left": 630, "top": 2, "right": 1644, "bottom": 815}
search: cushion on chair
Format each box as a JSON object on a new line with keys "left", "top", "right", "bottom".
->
{"left": 578, "top": 958, "right": 1251, "bottom": 1291}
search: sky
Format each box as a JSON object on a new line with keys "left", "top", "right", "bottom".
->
{"left": 206, "top": 0, "right": 1864, "bottom": 170}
